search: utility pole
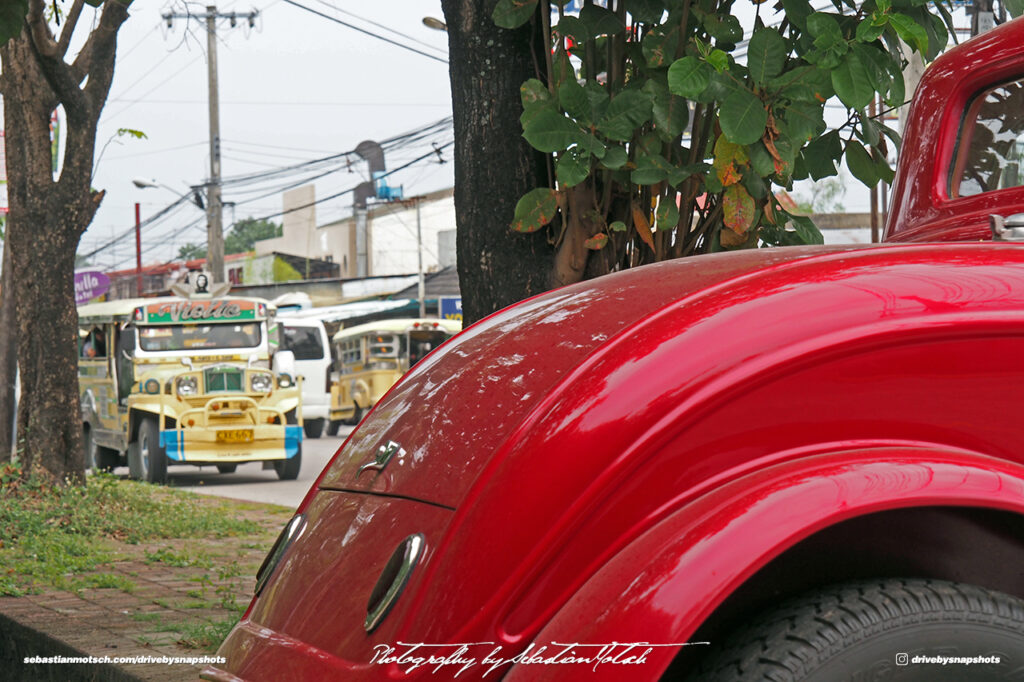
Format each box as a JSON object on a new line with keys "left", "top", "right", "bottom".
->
{"left": 162, "top": 6, "right": 258, "bottom": 282}
{"left": 972, "top": 0, "right": 995, "bottom": 36}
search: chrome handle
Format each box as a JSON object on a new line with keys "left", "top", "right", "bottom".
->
{"left": 365, "top": 533, "right": 425, "bottom": 632}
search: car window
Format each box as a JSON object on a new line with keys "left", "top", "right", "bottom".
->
{"left": 952, "top": 79, "right": 1024, "bottom": 198}
{"left": 282, "top": 326, "right": 324, "bottom": 360}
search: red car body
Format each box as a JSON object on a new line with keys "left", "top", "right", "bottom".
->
{"left": 206, "top": 18, "right": 1024, "bottom": 682}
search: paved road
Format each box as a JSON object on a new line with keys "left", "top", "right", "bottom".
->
{"left": 111, "top": 425, "right": 356, "bottom": 508}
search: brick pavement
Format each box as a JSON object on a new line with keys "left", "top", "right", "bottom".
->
{"left": 0, "top": 500, "right": 292, "bottom": 681}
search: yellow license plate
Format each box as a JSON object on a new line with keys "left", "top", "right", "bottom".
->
{"left": 216, "top": 429, "right": 253, "bottom": 444}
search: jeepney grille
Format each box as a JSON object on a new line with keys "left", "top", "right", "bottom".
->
{"left": 204, "top": 367, "right": 243, "bottom": 392}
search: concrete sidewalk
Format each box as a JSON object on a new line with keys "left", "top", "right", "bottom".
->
{"left": 0, "top": 498, "right": 292, "bottom": 681}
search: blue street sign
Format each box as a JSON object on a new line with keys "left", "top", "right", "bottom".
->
{"left": 439, "top": 296, "right": 462, "bottom": 322}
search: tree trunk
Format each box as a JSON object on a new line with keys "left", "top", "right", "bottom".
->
{"left": 0, "top": 0, "right": 129, "bottom": 482}
{"left": 0, "top": 240, "right": 16, "bottom": 462}
{"left": 442, "top": 0, "right": 554, "bottom": 325}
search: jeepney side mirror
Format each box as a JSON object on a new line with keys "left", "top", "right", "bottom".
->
{"left": 248, "top": 354, "right": 259, "bottom": 367}
{"left": 989, "top": 213, "right": 1024, "bottom": 241}
{"left": 181, "top": 357, "right": 194, "bottom": 370}
{"left": 273, "top": 350, "right": 295, "bottom": 377}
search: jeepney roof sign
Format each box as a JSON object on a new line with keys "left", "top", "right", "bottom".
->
{"left": 139, "top": 299, "right": 263, "bottom": 325}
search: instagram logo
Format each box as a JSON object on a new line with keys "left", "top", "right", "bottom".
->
{"left": 895, "top": 653, "right": 909, "bottom": 666}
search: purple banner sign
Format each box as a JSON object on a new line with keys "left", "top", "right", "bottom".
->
{"left": 74, "top": 271, "right": 110, "bottom": 304}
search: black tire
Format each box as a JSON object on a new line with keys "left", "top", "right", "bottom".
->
{"left": 690, "top": 579, "right": 1024, "bottom": 682}
{"left": 83, "top": 425, "right": 118, "bottom": 473}
{"left": 326, "top": 419, "right": 342, "bottom": 436}
{"left": 128, "top": 417, "right": 168, "bottom": 484}
{"left": 216, "top": 464, "right": 237, "bottom": 474}
{"left": 303, "top": 418, "right": 325, "bottom": 439}
{"left": 273, "top": 446, "right": 301, "bottom": 481}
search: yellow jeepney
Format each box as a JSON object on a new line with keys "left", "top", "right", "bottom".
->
{"left": 327, "top": 318, "right": 461, "bottom": 433}
{"left": 77, "top": 289, "right": 303, "bottom": 484}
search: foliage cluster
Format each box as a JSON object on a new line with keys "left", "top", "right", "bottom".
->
{"left": 497, "top": 0, "right": 953, "bottom": 271}
{"left": 0, "top": 464, "right": 258, "bottom": 596}
{"left": 178, "top": 217, "right": 283, "bottom": 260}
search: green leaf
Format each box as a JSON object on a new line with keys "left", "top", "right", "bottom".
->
{"left": 749, "top": 142, "right": 776, "bottom": 177}
{"left": 555, "top": 16, "right": 586, "bottom": 40}
{"left": 702, "top": 13, "right": 743, "bottom": 43}
{"left": 781, "top": 0, "right": 813, "bottom": 30}
{"left": 723, "top": 184, "right": 756, "bottom": 233}
{"left": 641, "top": 25, "right": 679, "bottom": 67}
{"left": 556, "top": 148, "right": 592, "bottom": 187}
{"left": 511, "top": 188, "right": 559, "bottom": 233}
{"left": 625, "top": 0, "right": 665, "bottom": 22}
{"left": 887, "top": 14, "right": 928, "bottom": 53}
{"left": 789, "top": 214, "right": 824, "bottom": 244}
{"left": 600, "top": 146, "right": 629, "bottom": 170}
{"left": 845, "top": 141, "right": 878, "bottom": 186}
{"left": 521, "top": 79, "right": 552, "bottom": 110}
{"left": 778, "top": 102, "right": 826, "bottom": 144}
{"left": 523, "top": 110, "right": 583, "bottom": 153}
{"left": 584, "top": 81, "right": 611, "bottom": 121}
{"left": 609, "top": 220, "right": 628, "bottom": 232}
{"left": 748, "top": 28, "right": 788, "bottom": 84}
{"left": 631, "top": 154, "right": 669, "bottom": 185}
{"left": 856, "top": 15, "right": 886, "bottom": 42}
{"left": 656, "top": 199, "right": 680, "bottom": 231}
{"left": 579, "top": 4, "right": 626, "bottom": 37}
{"left": 667, "top": 57, "right": 712, "bottom": 99}
{"left": 706, "top": 49, "right": 730, "bottom": 73}
{"left": 551, "top": 46, "right": 576, "bottom": 90}
{"left": 559, "top": 78, "right": 592, "bottom": 125}
{"left": 806, "top": 13, "right": 843, "bottom": 46}
{"left": 644, "top": 80, "right": 689, "bottom": 141}
{"left": 718, "top": 89, "right": 767, "bottom": 145}
{"left": 116, "top": 128, "right": 149, "bottom": 140}
{"left": 493, "top": 0, "right": 539, "bottom": 29}
{"left": 769, "top": 66, "right": 833, "bottom": 102}
{"left": 0, "top": 0, "right": 27, "bottom": 46}
{"left": 597, "top": 89, "right": 652, "bottom": 142}
{"left": 831, "top": 50, "right": 874, "bottom": 110}
{"left": 802, "top": 130, "right": 842, "bottom": 180}
{"left": 584, "top": 233, "right": 610, "bottom": 250}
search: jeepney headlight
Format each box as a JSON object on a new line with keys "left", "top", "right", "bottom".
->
{"left": 176, "top": 376, "right": 199, "bottom": 397}
{"left": 250, "top": 372, "right": 273, "bottom": 393}
{"left": 277, "top": 374, "right": 293, "bottom": 389}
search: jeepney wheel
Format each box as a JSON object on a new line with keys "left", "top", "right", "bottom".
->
{"left": 344, "top": 404, "right": 363, "bottom": 426}
{"left": 273, "top": 446, "right": 301, "bottom": 481}
{"left": 129, "top": 417, "right": 168, "bottom": 485}
{"left": 216, "top": 464, "right": 237, "bottom": 474}
{"left": 83, "top": 426, "right": 118, "bottom": 473}
{"left": 303, "top": 418, "right": 325, "bottom": 439}
{"left": 687, "top": 579, "right": 1024, "bottom": 681}
{"left": 326, "top": 420, "right": 342, "bottom": 436}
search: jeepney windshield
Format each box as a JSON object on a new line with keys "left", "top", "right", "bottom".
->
{"left": 138, "top": 322, "right": 261, "bottom": 352}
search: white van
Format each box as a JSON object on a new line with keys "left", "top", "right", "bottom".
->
{"left": 279, "top": 319, "right": 332, "bottom": 438}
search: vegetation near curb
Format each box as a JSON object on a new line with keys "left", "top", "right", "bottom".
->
{"left": 0, "top": 463, "right": 259, "bottom": 597}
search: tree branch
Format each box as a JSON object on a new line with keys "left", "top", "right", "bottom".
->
{"left": 26, "top": 0, "right": 57, "bottom": 58}
{"left": 79, "top": 1, "right": 131, "bottom": 109}
{"left": 57, "top": 0, "right": 85, "bottom": 58}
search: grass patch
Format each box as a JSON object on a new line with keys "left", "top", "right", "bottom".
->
{"left": 178, "top": 616, "right": 240, "bottom": 652}
{"left": 0, "top": 464, "right": 260, "bottom": 596}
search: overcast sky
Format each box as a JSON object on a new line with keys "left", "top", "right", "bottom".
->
{"left": 80, "top": 0, "right": 454, "bottom": 271}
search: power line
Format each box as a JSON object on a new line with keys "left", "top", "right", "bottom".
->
{"left": 281, "top": 0, "right": 449, "bottom": 65}
{"left": 309, "top": 0, "right": 448, "bottom": 56}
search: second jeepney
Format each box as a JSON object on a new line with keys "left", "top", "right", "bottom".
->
{"left": 78, "top": 285, "right": 302, "bottom": 484}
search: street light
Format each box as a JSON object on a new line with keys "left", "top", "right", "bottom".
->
{"left": 131, "top": 178, "right": 205, "bottom": 296}
{"left": 422, "top": 16, "right": 447, "bottom": 32}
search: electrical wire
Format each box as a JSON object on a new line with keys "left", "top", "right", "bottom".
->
{"left": 281, "top": 0, "right": 448, "bottom": 65}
